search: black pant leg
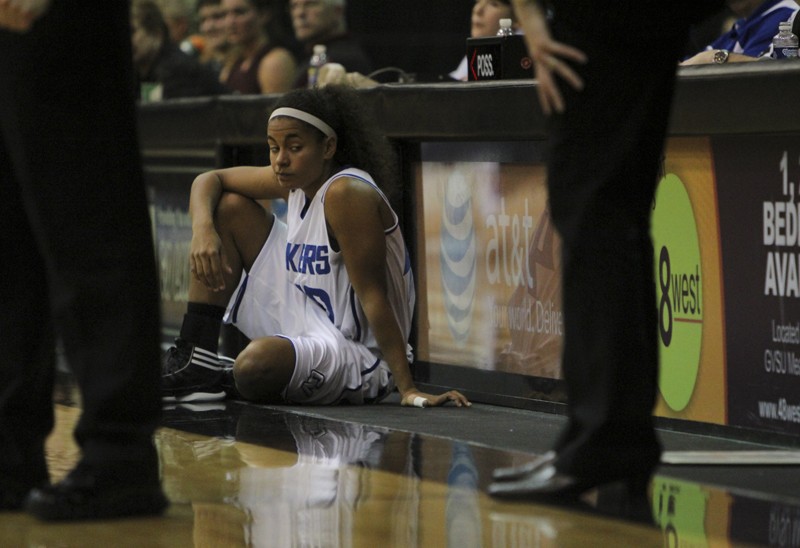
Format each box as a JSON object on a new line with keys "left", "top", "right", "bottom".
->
{"left": 0, "top": 0, "right": 161, "bottom": 466}
{"left": 0, "top": 139, "right": 54, "bottom": 490}
{"left": 543, "top": 19, "right": 688, "bottom": 478}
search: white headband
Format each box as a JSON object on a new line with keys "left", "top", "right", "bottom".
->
{"left": 269, "top": 107, "right": 337, "bottom": 139}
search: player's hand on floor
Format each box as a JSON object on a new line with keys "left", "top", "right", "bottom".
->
{"left": 401, "top": 390, "right": 471, "bottom": 408}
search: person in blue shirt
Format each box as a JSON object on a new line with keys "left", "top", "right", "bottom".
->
{"left": 682, "top": 0, "right": 798, "bottom": 64}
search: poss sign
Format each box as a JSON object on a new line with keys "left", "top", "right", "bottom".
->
{"left": 466, "top": 35, "right": 533, "bottom": 81}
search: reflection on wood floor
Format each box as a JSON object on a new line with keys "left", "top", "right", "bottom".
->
{"left": 0, "top": 403, "right": 764, "bottom": 547}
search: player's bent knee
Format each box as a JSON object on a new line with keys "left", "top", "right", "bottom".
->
{"left": 233, "top": 338, "right": 295, "bottom": 403}
{"left": 216, "top": 192, "right": 257, "bottom": 223}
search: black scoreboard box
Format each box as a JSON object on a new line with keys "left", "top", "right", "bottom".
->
{"left": 466, "top": 34, "right": 534, "bottom": 81}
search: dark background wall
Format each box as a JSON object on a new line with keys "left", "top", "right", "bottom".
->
{"left": 345, "top": 1, "right": 473, "bottom": 82}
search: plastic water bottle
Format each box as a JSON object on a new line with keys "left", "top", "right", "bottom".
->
{"left": 497, "top": 18, "right": 513, "bottom": 37}
{"left": 307, "top": 44, "right": 328, "bottom": 88}
{"left": 772, "top": 21, "right": 799, "bottom": 59}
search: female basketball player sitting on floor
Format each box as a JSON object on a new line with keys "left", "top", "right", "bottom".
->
{"left": 162, "top": 85, "right": 470, "bottom": 409}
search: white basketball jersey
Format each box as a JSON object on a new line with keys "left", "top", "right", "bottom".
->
{"left": 284, "top": 167, "right": 415, "bottom": 357}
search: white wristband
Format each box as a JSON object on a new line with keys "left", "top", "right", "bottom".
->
{"left": 413, "top": 396, "right": 427, "bottom": 408}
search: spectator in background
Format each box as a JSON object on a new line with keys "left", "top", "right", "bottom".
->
{"left": 290, "top": 0, "right": 371, "bottom": 88}
{"left": 450, "top": 0, "right": 517, "bottom": 81}
{"left": 682, "top": 0, "right": 798, "bottom": 64}
{"left": 197, "top": 0, "right": 230, "bottom": 76}
{"left": 684, "top": 4, "right": 736, "bottom": 57}
{"left": 158, "top": 0, "right": 202, "bottom": 56}
{"left": 132, "top": 0, "right": 230, "bottom": 100}
{"left": 220, "top": 0, "right": 297, "bottom": 94}
{"left": 264, "top": 0, "right": 302, "bottom": 58}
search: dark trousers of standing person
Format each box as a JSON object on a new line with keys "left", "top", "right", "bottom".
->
{"left": 0, "top": 0, "right": 164, "bottom": 515}
{"left": 542, "top": 12, "right": 695, "bottom": 486}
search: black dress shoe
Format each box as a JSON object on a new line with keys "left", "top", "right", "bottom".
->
{"left": 1, "top": 473, "right": 50, "bottom": 511}
{"left": 489, "top": 463, "right": 585, "bottom": 501}
{"left": 489, "top": 461, "right": 654, "bottom": 504}
{"left": 0, "top": 456, "right": 50, "bottom": 512}
{"left": 591, "top": 480, "right": 655, "bottom": 526}
{"left": 492, "top": 451, "right": 557, "bottom": 482}
{"left": 1, "top": 488, "right": 31, "bottom": 511}
{"left": 24, "top": 461, "right": 168, "bottom": 521}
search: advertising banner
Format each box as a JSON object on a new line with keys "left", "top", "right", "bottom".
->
{"left": 415, "top": 138, "right": 727, "bottom": 425}
{"left": 414, "top": 142, "right": 563, "bottom": 379}
{"left": 148, "top": 176, "right": 194, "bottom": 341}
{"left": 651, "top": 475, "right": 732, "bottom": 548}
{"left": 715, "top": 136, "right": 800, "bottom": 435}
{"left": 729, "top": 497, "right": 800, "bottom": 547}
{"left": 652, "top": 138, "right": 726, "bottom": 425}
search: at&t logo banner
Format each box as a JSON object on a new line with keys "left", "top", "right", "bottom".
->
{"left": 440, "top": 171, "right": 477, "bottom": 343}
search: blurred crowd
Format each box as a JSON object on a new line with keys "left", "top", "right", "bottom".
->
{"left": 133, "top": 0, "right": 371, "bottom": 100}
{"left": 132, "top": 0, "right": 800, "bottom": 101}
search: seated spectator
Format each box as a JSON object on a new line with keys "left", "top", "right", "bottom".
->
{"left": 450, "top": 0, "right": 518, "bottom": 81}
{"left": 684, "top": 5, "right": 736, "bottom": 57}
{"left": 290, "top": 0, "right": 372, "bottom": 88}
{"left": 316, "top": 0, "right": 522, "bottom": 88}
{"left": 131, "top": 0, "right": 231, "bottom": 100}
{"left": 682, "top": 0, "right": 798, "bottom": 64}
{"left": 220, "top": 0, "right": 297, "bottom": 94}
{"left": 264, "top": 0, "right": 304, "bottom": 59}
{"left": 158, "top": 0, "right": 203, "bottom": 56}
{"left": 197, "top": 0, "right": 231, "bottom": 76}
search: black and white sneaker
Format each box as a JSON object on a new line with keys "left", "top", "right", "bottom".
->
{"left": 161, "top": 339, "right": 227, "bottom": 403}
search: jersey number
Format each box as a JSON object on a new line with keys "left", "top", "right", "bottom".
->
{"left": 300, "top": 285, "right": 335, "bottom": 323}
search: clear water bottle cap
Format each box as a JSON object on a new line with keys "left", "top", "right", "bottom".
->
{"left": 499, "top": 18, "right": 512, "bottom": 28}
{"left": 779, "top": 21, "right": 792, "bottom": 30}
{"left": 313, "top": 44, "right": 326, "bottom": 54}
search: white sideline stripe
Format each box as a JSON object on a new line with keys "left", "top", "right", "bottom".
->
{"left": 661, "top": 450, "right": 800, "bottom": 465}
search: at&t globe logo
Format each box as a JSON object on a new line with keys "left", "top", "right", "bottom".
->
{"left": 652, "top": 174, "right": 703, "bottom": 412}
{"left": 440, "top": 172, "right": 477, "bottom": 343}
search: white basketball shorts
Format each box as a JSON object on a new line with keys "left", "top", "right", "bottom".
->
{"left": 224, "top": 216, "right": 395, "bottom": 405}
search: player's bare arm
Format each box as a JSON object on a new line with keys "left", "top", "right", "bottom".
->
{"left": 325, "top": 178, "right": 471, "bottom": 408}
{"left": 188, "top": 166, "right": 287, "bottom": 291}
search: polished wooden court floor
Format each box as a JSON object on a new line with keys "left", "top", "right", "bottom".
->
{"left": 4, "top": 389, "right": 794, "bottom": 548}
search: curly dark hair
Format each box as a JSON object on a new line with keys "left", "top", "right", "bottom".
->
{"left": 269, "top": 86, "right": 398, "bottom": 199}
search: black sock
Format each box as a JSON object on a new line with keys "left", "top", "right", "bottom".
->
{"left": 179, "top": 303, "right": 226, "bottom": 353}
